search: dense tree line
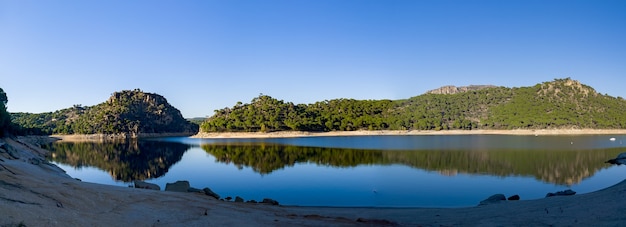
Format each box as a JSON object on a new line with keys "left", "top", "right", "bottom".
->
{"left": 201, "top": 78, "right": 626, "bottom": 132}
{"left": 0, "top": 88, "right": 10, "bottom": 137}
{"left": 11, "top": 89, "right": 199, "bottom": 136}
{"left": 200, "top": 95, "right": 396, "bottom": 132}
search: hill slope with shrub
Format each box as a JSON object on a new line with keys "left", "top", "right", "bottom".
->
{"left": 11, "top": 89, "right": 198, "bottom": 136}
{"left": 200, "top": 78, "right": 626, "bottom": 132}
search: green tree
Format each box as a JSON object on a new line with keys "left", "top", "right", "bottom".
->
{"left": 0, "top": 88, "right": 10, "bottom": 136}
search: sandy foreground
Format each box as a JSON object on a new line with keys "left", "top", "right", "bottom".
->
{"left": 192, "top": 129, "right": 626, "bottom": 138}
{"left": 1, "top": 136, "right": 626, "bottom": 226}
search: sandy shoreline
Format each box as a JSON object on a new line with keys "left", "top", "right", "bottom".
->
{"left": 47, "top": 129, "right": 626, "bottom": 142}
{"left": 2, "top": 136, "right": 626, "bottom": 226}
{"left": 49, "top": 132, "right": 196, "bottom": 142}
{"left": 192, "top": 129, "right": 626, "bottom": 138}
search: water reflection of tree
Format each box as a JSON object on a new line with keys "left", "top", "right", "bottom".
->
{"left": 202, "top": 143, "right": 624, "bottom": 185}
{"left": 202, "top": 143, "right": 384, "bottom": 174}
{"left": 383, "top": 148, "right": 625, "bottom": 186}
{"left": 45, "top": 140, "right": 189, "bottom": 182}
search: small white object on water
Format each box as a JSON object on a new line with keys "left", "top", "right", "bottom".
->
{"left": 610, "top": 137, "right": 616, "bottom": 141}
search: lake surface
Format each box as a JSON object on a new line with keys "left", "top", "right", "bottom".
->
{"left": 45, "top": 135, "right": 626, "bottom": 208}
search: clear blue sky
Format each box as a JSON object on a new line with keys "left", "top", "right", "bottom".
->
{"left": 1, "top": 0, "right": 625, "bottom": 118}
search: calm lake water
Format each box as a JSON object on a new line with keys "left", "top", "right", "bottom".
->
{"left": 45, "top": 135, "right": 626, "bottom": 208}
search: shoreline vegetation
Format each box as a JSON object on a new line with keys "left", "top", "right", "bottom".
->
{"left": 1, "top": 136, "right": 625, "bottom": 226}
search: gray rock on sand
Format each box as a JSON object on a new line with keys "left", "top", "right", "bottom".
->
{"left": 546, "top": 189, "right": 576, "bottom": 197}
{"left": 203, "top": 187, "right": 220, "bottom": 200}
{"left": 134, "top": 181, "right": 160, "bottom": 190}
{"left": 187, "top": 187, "right": 204, "bottom": 193}
{"left": 165, "top": 180, "right": 190, "bottom": 192}
{"left": 479, "top": 194, "right": 506, "bottom": 205}
{"left": 606, "top": 152, "right": 626, "bottom": 165}
{"left": 234, "top": 196, "right": 244, "bottom": 202}
{"left": 507, "top": 195, "right": 520, "bottom": 201}
{"left": 261, "top": 198, "right": 280, "bottom": 206}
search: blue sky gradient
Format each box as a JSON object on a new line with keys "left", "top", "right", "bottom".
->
{"left": 1, "top": 0, "right": 625, "bottom": 117}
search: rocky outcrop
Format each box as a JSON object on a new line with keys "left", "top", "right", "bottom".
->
{"left": 203, "top": 187, "right": 220, "bottom": 200}
{"left": 134, "top": 181, "right": 160, "bottom": 190}
{"left": 0, "top": 142, "right": 19, "bottom": 160}
{"left": 479, "top": 194, "right": 506, "bottom": 205}
{"left": 261, "top": 198, "right": 280, "bottom": 206}
{"left": 11, "top": 89, "right": 199, "bottom": 136}
{"left": 507, "top": 195, "right": 520, "bottom": 201}
{"left": 187, "top": 187, "right": 204, "bottom": 193}
{"left": 425, "top": 85, "right": 497, "bottom": 95}
{"left": 161, "top": 180, "right": 220, "bottom": 200}
{"left": 165, "top": 181, "right": 190, "bottom": 192}
{"left": 234, "top": 196, "right": 244, "bottom": 203}
{"left": 546, "top": 189, "right": 576, "bottom": 197}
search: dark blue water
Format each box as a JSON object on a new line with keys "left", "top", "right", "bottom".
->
{"left": 48, "top": 135, "right": 626, "bottom": 207}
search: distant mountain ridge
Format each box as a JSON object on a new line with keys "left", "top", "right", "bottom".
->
{"left": 425, "top": 85, "right": 498, "bottom": 95}
{"left": 11, "top": 89, "right": 198, "bottom": 137}
{"left": 9, "top": 78, "right": 626, "bottom": 135}
{"left": 200, "top": 78, "right": 626, "bottom": 132}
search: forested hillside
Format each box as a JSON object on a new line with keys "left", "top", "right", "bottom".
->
{"left": 11, "top": 89, "right": 198, "bottom": 136}
{"left": 201, "top": 78, "right": 626, "bottom": 132}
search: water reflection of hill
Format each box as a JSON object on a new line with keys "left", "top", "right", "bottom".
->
{"left": 203, "top": 143, "right": 383, "bottom": 174}
{"left": 45, "top": 141, "right": 189, "bottom": 182}
{"left": 202, "top": 143, "right": 624, "bottom": 185}
{"left": 382, "top": 148, "right": 624, "bottom": 185}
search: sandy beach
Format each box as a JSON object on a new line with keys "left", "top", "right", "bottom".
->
{"left": 1, "top": 135, "right": 626, "bottom": 226}
{"left": 192, "top": 129, "right": 626, "bottom": 138}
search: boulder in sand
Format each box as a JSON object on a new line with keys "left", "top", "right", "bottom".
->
{"left": 203, "top": 187, "right": 220, "bottom": 199}
{"left": 261, "top": 198, "right": 280, "bottom": 206}
{"left": 187, "top": 187, "right": 203, "bottom": 193}
{"left": 479, "top": 194, "right": 506, "bottom": 205}
{"left": 507, "top": 195, "right": 520, "bottom": 201}
{"left": 134, "top": 181, "right": 160, "bottom": 190}
{"left": 165, "top": 180, "right": 190, "bottom": 192}
{"left": 234, "top": 196, "right": 244, "bottom": 202}
{"left": 546, "top": 189, "right": 576, "bottom": 197}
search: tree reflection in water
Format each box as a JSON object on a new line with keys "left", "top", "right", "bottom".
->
{"left": 45, "top": 140, "right": 623, "bottom": 186}
{"left": 45, "top": 140, "right": 189, "bottom": 182}
{"left": 202, "top": 143, "right": 624, "bottom": 186}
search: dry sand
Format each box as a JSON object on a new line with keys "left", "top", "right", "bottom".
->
{"left": 1, "top": 136, "right": 626, "bottom": 226}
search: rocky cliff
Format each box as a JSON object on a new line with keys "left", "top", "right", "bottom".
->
{"left": 425, "top": 85, "right": 497, "bottom": 95}
{"left": 10, "top": 89, "right": 199, "bottom": 137}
